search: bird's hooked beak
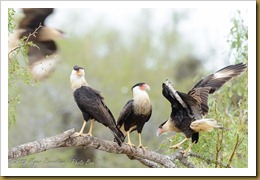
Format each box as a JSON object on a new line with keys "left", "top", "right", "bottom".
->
{"left": 140, "top": 84, "right": 150, "bottom": 91}
{"left": 76, "top": 69, "right": 84, "bottom": 76}
{"left": 146, "top": 84, "right": 150, "bottom": 91}
{"left": 156, "top": 128, "right": 163, "bottom": 137}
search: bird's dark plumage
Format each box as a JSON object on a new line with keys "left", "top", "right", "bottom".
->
{"left": 158, "top": 63, "right": 247, "bottom": 155}
{"left": 73, "top": 86, "right": 124, "bottom": 146}
{"left": 117, "top": 99, "right": 152, "bottom": 136}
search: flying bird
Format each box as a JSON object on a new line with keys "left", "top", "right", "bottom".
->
{"left": 157, "top": 63, "right": 247, "bottom": 156}
{"left": 70, "top": 65, "right": 124, "bottom": 146}
{"left": 117, "top": 83, "right": 152, "bottom": 149}
{"left": 9, "top": 8, "right": 64, "bottom": 81}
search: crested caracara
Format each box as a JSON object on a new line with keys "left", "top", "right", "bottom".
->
{"left": 8, "top": 8, "right": 65, "bottom": 81}
{"left": 157, "top": 63, "right": 247, "bottom": 156}
{"left": 117, "top": 83, "right": 152, "bottom": 149}
{"left": 70, "top": 65, "right": 124, "bottom": 146}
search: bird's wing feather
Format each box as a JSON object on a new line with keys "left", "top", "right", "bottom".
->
{"left": 187, "top": 63, "right": 247, "bottom": 116}
{"left": 190, "top": 63, "right": 247, "bottom": 94}
{"left": 146, "top": 108, "right": 152, "bottom": 122}
{"left": 162, "top": 81, "right": 187, "bottom": 109}
{"left": 187, "top": 87, "right": 211, "bottom": 116}
{"left": 117, "top": 100, "right": 134, "bottom": 128}
{"left": 19, "top": 8, "right": 54, "bottom": 29}
{"left": 74, "top": 86, "right": 116, "bottom": 127}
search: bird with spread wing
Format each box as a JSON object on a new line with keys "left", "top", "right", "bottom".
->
{"left": 157, "top": 63, "right": 247, "bottom": 156}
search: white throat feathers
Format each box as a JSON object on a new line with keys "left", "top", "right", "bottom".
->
{"left": 163, "top": 117, "right": 181, "bottom": 133}
{"left": 132, "top": 86, "right": 151, "bottom": 115}
{"left": 70, "top": 69, "right": 88, "bottom": 92}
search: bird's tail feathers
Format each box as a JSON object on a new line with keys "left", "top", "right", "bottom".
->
{"left": 190, "top": 118, "right": 227, "bottom": 132}
{"left": 109, "top": 126, "right": 125, "bottom": 146}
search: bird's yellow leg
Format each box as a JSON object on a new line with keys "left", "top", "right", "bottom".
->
{"left": 86, "top": 119, "right": 94, "bottom": 136}
{"left": 138, "top": 133, "right": 147, "bottom": 149}
{"left": 126, "top": 131, "right": 135, "bottom": 147}
{"left": 182, "top": 142, "right": 195, "bottom": 156}
{"left": 72, "top": 121, "right": 87, "bottom": 137}
{"left": 170, "top": 138, "right": 188, "bottom": 149}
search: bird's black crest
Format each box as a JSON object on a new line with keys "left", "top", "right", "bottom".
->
{"left": 73, "top": 65, "right": 84, "bottom": 71}
{"left": 131, "top": 82, "right": 146, "bottom": 90}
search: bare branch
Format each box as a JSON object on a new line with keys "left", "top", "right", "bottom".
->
{"left": 8, "top": 129, "right": 75, "bottom": 160}
{"left": 170, "top": 151, "right": 196, "bottom": 168}
{"left": 11, "top": 128, "right": 229, "bottom": 168}
{"left": 9, "top": 129, "right": 176, "bottom": 168}
{"left": 127, "top": 155, "right": 161, "bottom": 168}
{"left": 24, "top": 23, "right": 42, "bottom": 43}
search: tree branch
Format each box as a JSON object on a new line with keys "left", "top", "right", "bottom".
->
{"left": 11, "top": 129, "right": 219, "bottom": 168}
{"left": 9, "top": 129, "right": 178, "bottom": 168}
{"left": 8, "top": 129, "right": 75, "bottom": 160}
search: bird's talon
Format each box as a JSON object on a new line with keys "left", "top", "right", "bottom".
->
{"left": 138, "top": 144, "right": 147, "bottom": 149}
{"left": 86, "top": 133, "right": 93, "bottom": 137}
{"left": 71, "top": 132, "right": 85, "bottom": 137}
{"left": 126, "top": 143, "right": 135, "bottom": 147}
{"left": 138, "top": 145, "right": 147, "bottom": 151}
{"left": 182, "top": 150, "right": 189, "bottom": 157}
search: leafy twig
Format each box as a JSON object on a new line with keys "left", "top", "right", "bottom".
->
{"left": 8, "top": 24, "right": 42, "bottom": 57}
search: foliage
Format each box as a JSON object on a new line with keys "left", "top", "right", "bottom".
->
{"left": 8, "top": 9, "right": 36, "bottom": 127}
{"left": 227, "top": 10, "right": 248, "bottom": 64}
{"left": 8, "top": 8, "right": 16, "bottom": 34}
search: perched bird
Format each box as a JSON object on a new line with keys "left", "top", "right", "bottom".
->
{"left": 157, "top": 63, "right": 247, "bottom": 156}
{"left": 117, "top": 83, "right": 152, "bottom": 149}
{"left": 70, "top": 65, "right": 124, "bottom": 146}
{"left": 8, "top": 8, "right": 64, "bottom": 81}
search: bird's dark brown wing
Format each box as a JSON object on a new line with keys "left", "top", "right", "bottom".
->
{"left": 188, "top": 63, "right": 247, "bottom": 115}
{"left": 162, "top": 81, "right": 198, "bottom": 120}
{"left": 74, "top": 86, "right": 124, "bottom": 145}
{"left": 117, "top": 100, "right": 134, "bottom": 128}
{"left": 146, "top": 108, "right": 152, "bottom": 122}
{"left": 162, "top": 81, "right": 187, "bottom": 110}
{"left": 187, "top": 87, "right": 211, "bottom": 116}
{"left": 73, "top": 86, "right": 116, "bottom": 126}
{"left": 190, "top": 63, "right": 247, "bottom": 94}
{"left": 19, "top": 8, "right": 54, "bottom": 29}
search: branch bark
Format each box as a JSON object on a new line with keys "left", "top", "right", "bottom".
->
{"left": 8, "top": 129, "right": 195, "bottom": 168}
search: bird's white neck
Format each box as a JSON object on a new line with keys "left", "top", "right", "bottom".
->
{"left": 70, "top": 72, "right": 88, "bottom": 92}
{"left": 133, "top": 90, "right": 151, "bottom": 115}
{"left": 133, "top": 90, "right": 150, "bottom": 101}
